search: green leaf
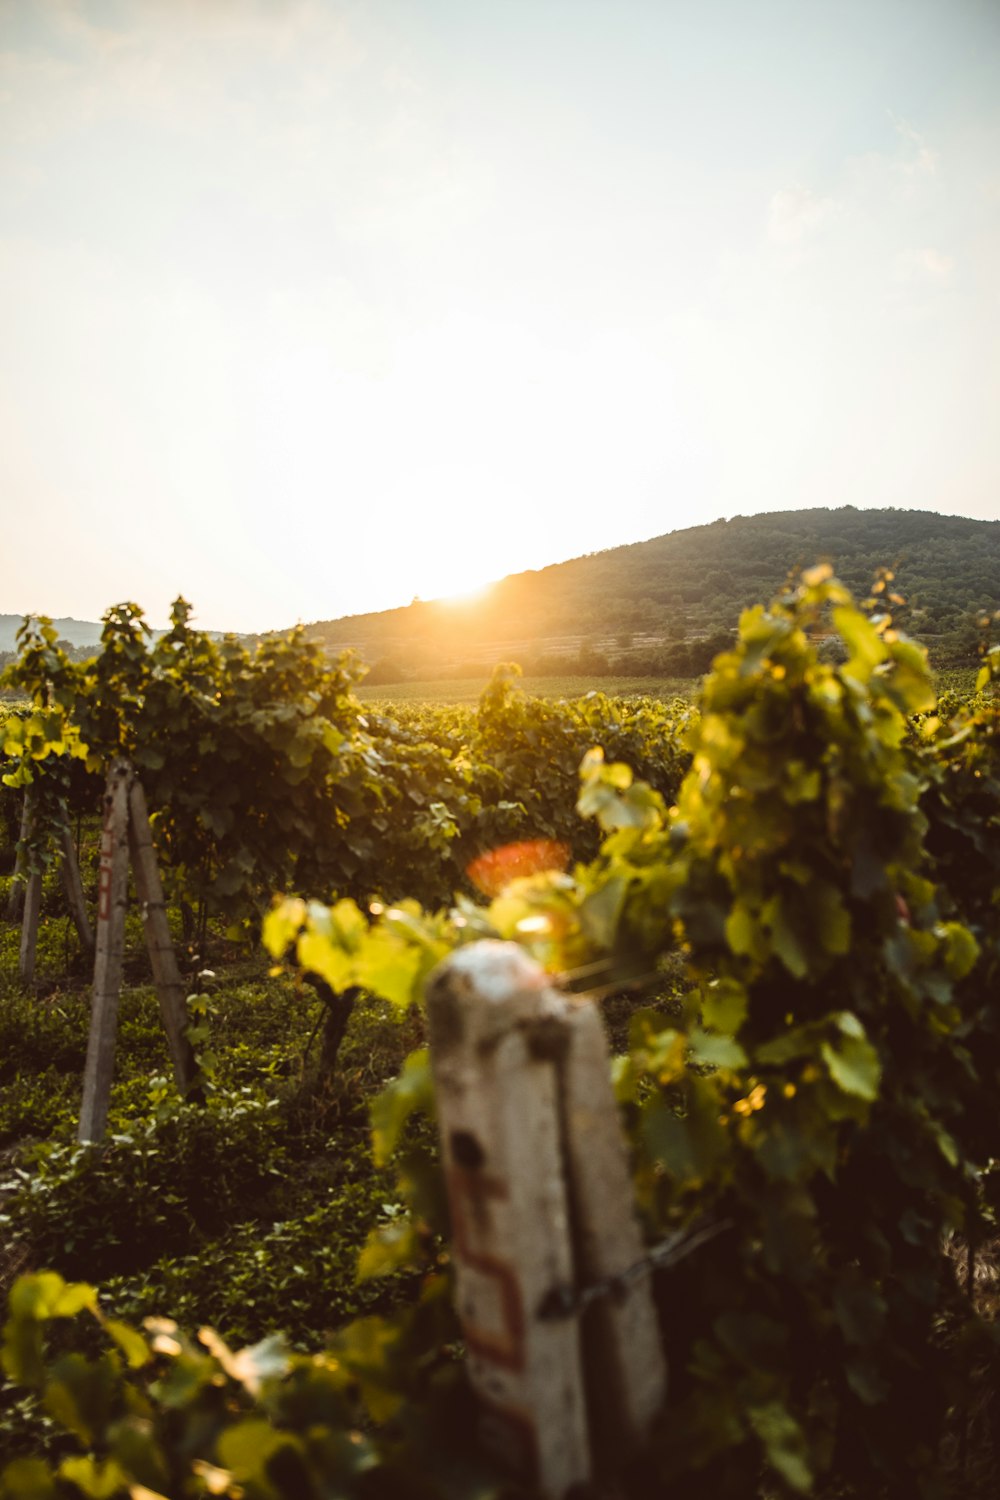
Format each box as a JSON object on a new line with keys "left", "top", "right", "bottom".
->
{"left": 821, "top": 1033, "right": 881, "bottom": 1101}
{"left": 810, "top": 881, "right": 851, "bottom": 956}
{"left": 936, "top": 921, "right": 980, "bottom": 981}
{"left": 357, "top": 1218, "right": 421, "bottom": 1280}
{"left": 56, "top": 1456, "right": 126, "bottom": 1500}
{"left": 43, "top": 1351, "right": 118, "bottom": 1445}
{"left": 579, "top": 877, "right": 628, "bottom": 949}
{"left": 297, "top": 929, "right": 354, "bottom": 993}
{"left": 725, "top": 905, "right": 759, "bottom": 959}
{"left": 765, "top": 895, "right": 809, "bottom": 979}
{"left": 748, "top": 1401, "right": 813, "bottom": 1494}
{"left": 335, "top": 1316, "right": 405, "bottom": 1423}
{"left": 783, "top": 761, "right": 821, "bottom": 804}
{"left": 261, "top": 898, "right": 306, "bottom": 959}
{"left": 370, "top": 1050, "right": 433, "bottom": 1167}
{"left": 328, "top": 898, "right": 369, "bottom": 953}
{"left": 355, "top": 929, "right": 422, "bottom": 1011}
{"left": 833, "top": 1269, "right": 887, "bottom": 1346}
{"left": 644, "top": 1084, "right": 726, "bottom": 1181}
{"left": 104, "top": 1319, "right": 151, "bottom": 1370}
{"left": 106, "top": 1415, "right": 170, "bottom": 1494}
{"left": 688, "top": 1029, "right": 747, "bottom": 1071}
{"left": 833, "top": 605, "right": 888, "bottom": 680}
{"left": 701, "top": 978, "right": 748, "bottom": 1035}
{"left": 0, "top": 1458, "right": 59, "bottom": 1499}
{"left": 886, "top": 638, "right": 936, "bottom": 713}
{"left": 755, "top": 1115, "right": 835, "bottom": 1181}
{"left": 217, "top": 1419, "right": 299, "bottom": 1482}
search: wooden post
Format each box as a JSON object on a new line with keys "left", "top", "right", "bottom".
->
{"left": 78, "top": 760, "right": 132, "bottom": 1144}
{"left": 6, "top": 791, "right": 31, "bottom": 922}
{"left": 427, "top": 943, "right": 591, "bottom": 1497}
{"left": 59, "top": 819, "right": 93, "bottom": 953}
{"left": 558, "top": 1002, "right": 668, "bottom": 1465}
{"left": 18, "top": 869, "right": 42, "bottom": 984}
{"left": 426, "top": 941, "right": 668, "bottom": 1499}
{"left": 127, "top": 778, "right": 198, "bottom": 1097}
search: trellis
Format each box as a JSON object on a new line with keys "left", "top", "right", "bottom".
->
{"left": 9, "top": 760, "right": 199, "bottom": 1143}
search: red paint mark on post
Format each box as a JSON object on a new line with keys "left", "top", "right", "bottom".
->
{"left": 97, "top": 804, "right": 114, "bottom": 923}
{"left": 447, "top": 1164, "right": 526, "bottom": 1372}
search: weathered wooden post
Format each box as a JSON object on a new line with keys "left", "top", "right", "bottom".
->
{"left": 5, "top": 791, "right": 31, "bottom": 923}
{"left": 78, "top": 759, "right": 132, "bottom": 1143}
{"left": 78, "top": 760, "right": 199, "bottom": 1143}
{"left": 426, "top": 941, "right": 667, "bottom": 1498}
{"left": 13, "top": 789, "right": 42, "bottom": 982}
{"left": 555, "top": 1000, "right": 668, "bottom": 1463}
{"left": 127, "top": 778, "right": 197, "bottom": 1096}
{"left": 17, "top": 866, "right": 42, "bottom": 984}
{"left": 15, "top": 798, "right": 91, "bottom": 980}
{"left": 58, "top": 819, "right": 93, "bottom": 953}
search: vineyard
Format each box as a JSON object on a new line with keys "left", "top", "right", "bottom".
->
{"left": 1, "top": 571, "right": 1000, "bottom": 1498}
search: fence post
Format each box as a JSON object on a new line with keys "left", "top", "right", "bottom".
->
{"left": 557, "top": 1001, "right": 669, "bottom": 1462}
{"left": 18, "top": 868, "right": 42, "bottom": 984}
{"left": 426, "top": 941, "right": 667, "bottom": 1498}
{"left": 78, "top": 759, "right": 132, "bottom": 1144}
{"left": 127, "top": 778, "right": 198, "bottom": 1097}
{"left": 5, "top": 791, "right": 31, "bottom": 923}
{"left": 58, "top": 817, "right": 93, "bottom": 953}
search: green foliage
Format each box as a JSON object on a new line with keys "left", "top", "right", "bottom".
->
{"left": 6, "top": 570, "right": 1000, "bottom": 1496}
{"left": 0, "top": 1267, "right": 510, "bottom": 1499}
{"left": 268, "top": 570, "right": 1000, "bottom": 1496}
{"left": 1, "top": 605, "right": 693, "bottom": 945}
{"left": 4, "top": 1091, "right": 287, "bottom": 1278}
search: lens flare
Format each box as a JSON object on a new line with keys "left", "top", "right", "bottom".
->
{"left": 465, "top": 838, "right": 570, "bottom": 897}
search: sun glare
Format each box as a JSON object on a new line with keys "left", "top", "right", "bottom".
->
{"left": 437, "top": 578, "right": 497, "bottom": 608}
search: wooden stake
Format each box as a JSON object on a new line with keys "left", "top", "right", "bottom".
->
{"left": 427, "top": 941, "right": 668, "bottom": 1498}
{"left": 127, "top": 778, "right": 198, "bottom": 1097}
{"left": 5, "top": 791, "right": 31, "bottom": 922}
{"left": 18, "top": 869, "right": 42, "bottom": 984}
{"left": 427, "top": 943, "right": 592, "bottom": 1498}
{"left": 59, "top": 819, "right": 93, "bottom": 953}
{"left": 558, "top": 1002, "right": 668, "bottom": 1466}
{"left": 78, "top": 760, "right": 131, "bottom": 1144}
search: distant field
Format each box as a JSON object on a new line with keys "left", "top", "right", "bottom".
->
{"left": 356, "top": 674, "right": 698, "bottom": 705}
{"left": 355, "top": 666, "right": 986, "bottom": 708}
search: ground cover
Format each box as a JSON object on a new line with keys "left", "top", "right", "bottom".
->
{"left": 0, "top": 913, "right": 425, "bottom": 1460}
{"left": 356, "top": 672, "right": 699, "bottom": 704}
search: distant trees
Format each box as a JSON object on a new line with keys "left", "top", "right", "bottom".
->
{"left": 302, "top": 507, "right": 1000, "bottom": 681}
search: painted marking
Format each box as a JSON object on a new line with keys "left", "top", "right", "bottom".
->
{"left": 447, "top": 1163, "right": 526, "bottom": 1372}
{"left": 97, "top": 803, "right": 115, "bottom": 923}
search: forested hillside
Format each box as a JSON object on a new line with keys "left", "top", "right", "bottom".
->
{"left": 304, "top": 507, "right": 1000, "bottom": 679}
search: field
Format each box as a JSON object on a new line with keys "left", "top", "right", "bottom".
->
{"left": 356, "top": 672, "right": 698, "bottom": 705}
{"left": 1, "top": 587, "right": 999, "bottom": 1498}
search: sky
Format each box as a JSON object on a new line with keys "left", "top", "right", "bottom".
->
{"left": 2, "top": 0, "right": 999, "bottom": 633}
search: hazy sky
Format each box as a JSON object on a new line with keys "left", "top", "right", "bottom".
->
{"left": 3, "top": 0, "right": 999, "bottom": 632}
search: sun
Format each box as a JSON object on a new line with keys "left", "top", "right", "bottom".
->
{"left": 435, "top": 577, "right": 497, "bottom": 608}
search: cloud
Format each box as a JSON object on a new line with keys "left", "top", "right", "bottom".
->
{"left": 767, "top": 186, "right": 838, "bottom": 246}
{"left": 893, "top": 246, "right": 955, "bottom": 284}
{"left": 888, "top": 112, "right": 940, "bottom": 177}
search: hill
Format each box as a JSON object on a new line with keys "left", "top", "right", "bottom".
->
{"left": 300, "top": 506, "right": 1000, "bottom": 681}
{"left": 0, "top": 614, "right": 105, "bottom": 654}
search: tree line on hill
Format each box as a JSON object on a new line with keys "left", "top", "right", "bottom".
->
{"left": 304, "top": 507, "right": 1000, "bottom": 682}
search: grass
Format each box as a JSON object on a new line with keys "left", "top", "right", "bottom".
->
{"left": 356, "top": 672, "right": 699, "bottom": 705}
